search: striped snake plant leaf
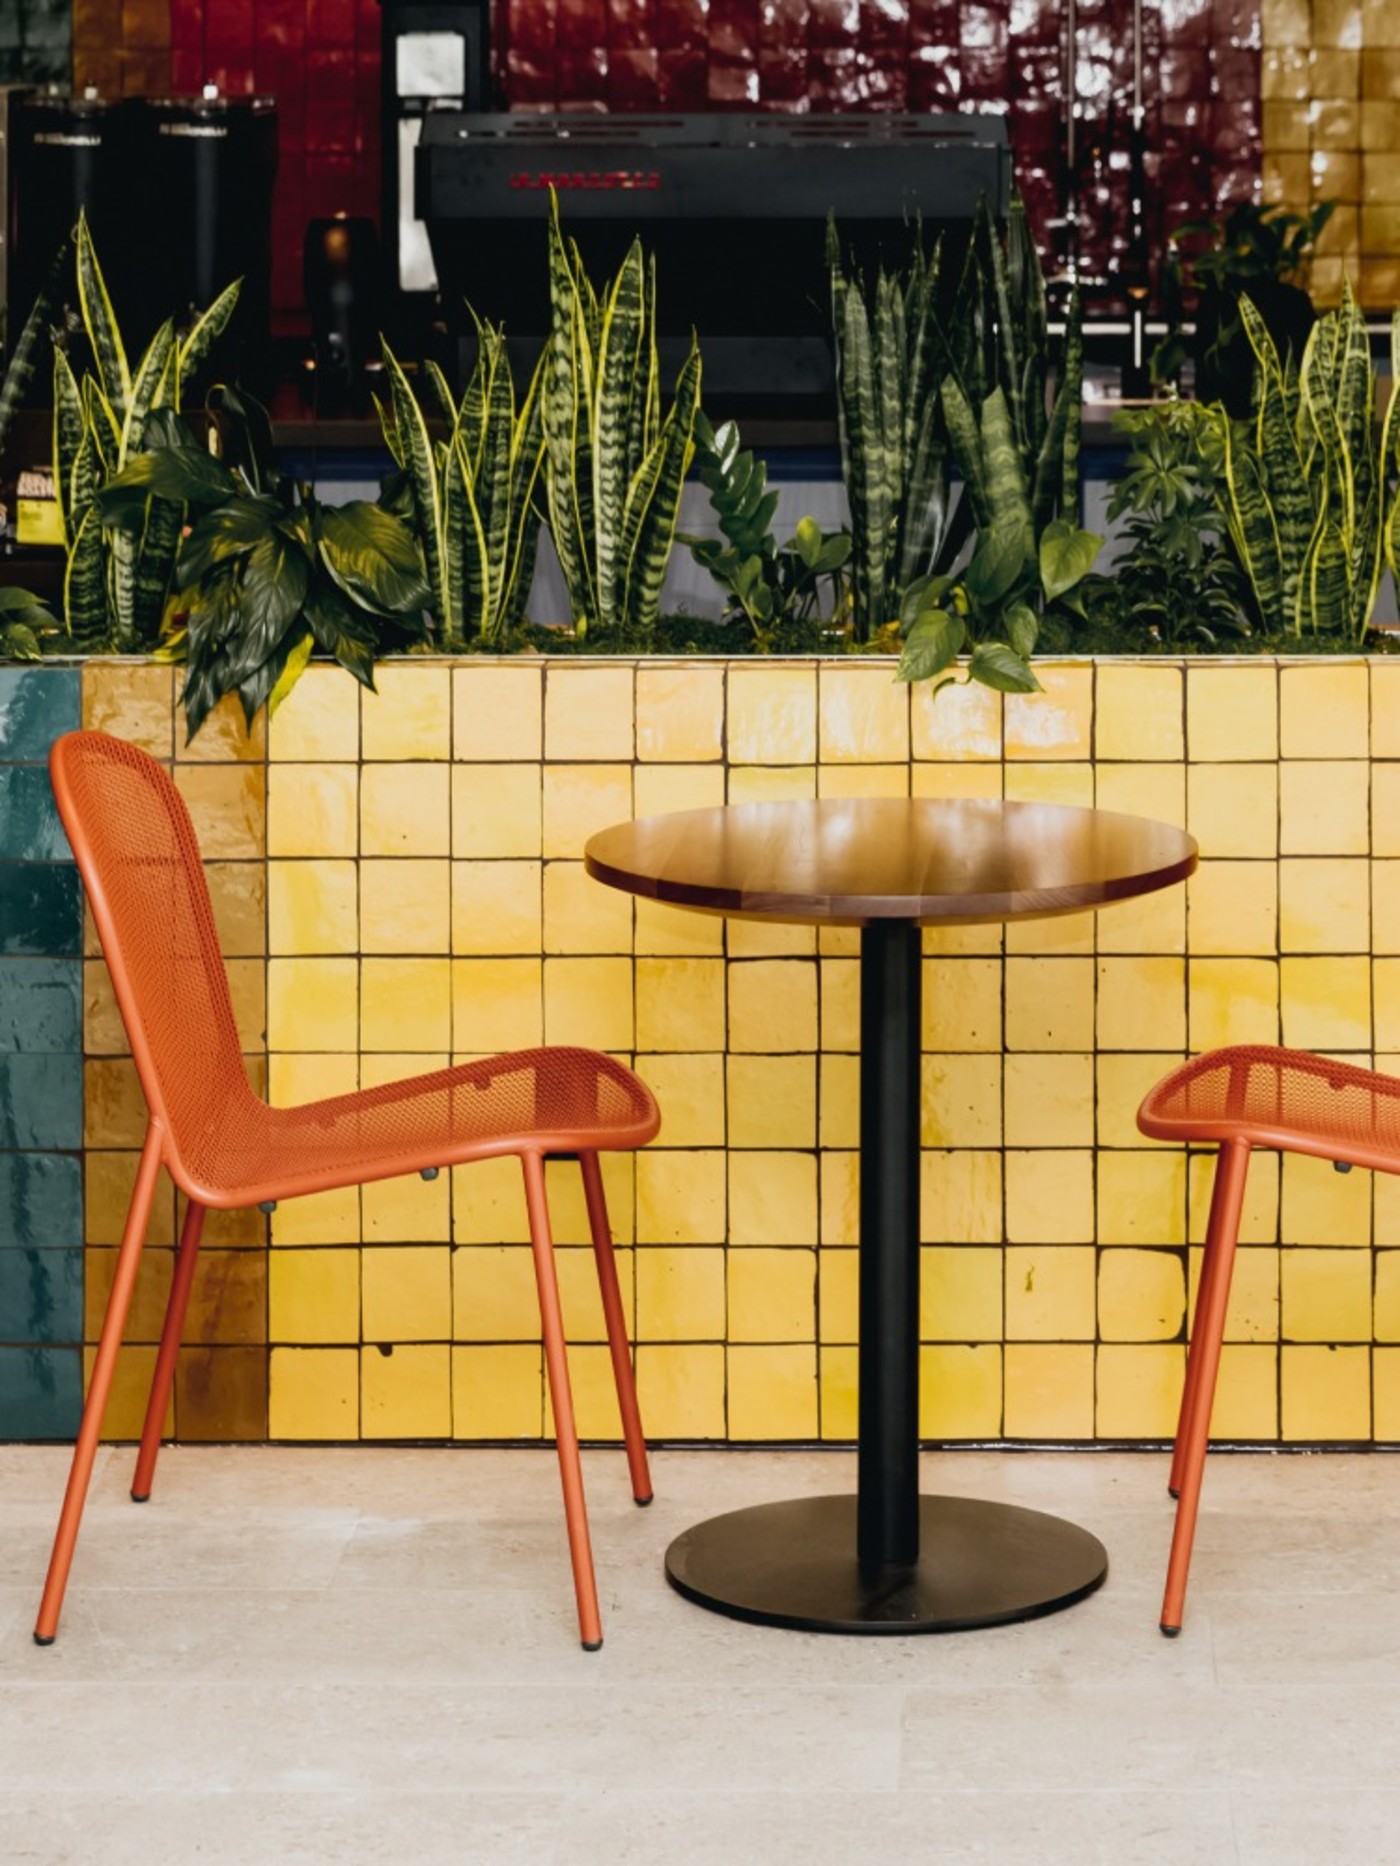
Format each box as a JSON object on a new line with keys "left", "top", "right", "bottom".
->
{"left": 175, "top": 279, "right": 241, "bottom": 403}
{"left": 874, "top": 272, "right": 905, "bottom": 550}
{"left": 63, "top": 503, "right": 108, "bottom": 646}
{"left": 53, "top": 351, "right": 86, "bottom": 547}
{"left": 1305, "top": 516, "right": 1351, "bottom": 635}
{"left": 842, "top": 283, "right": 894, "bottom": 631}
{"left": 621, "top": 337, "right": 701, "bottom": 633}
{"left": 121, "top": 322, "right": 176, "bottom": 464}
{"left": 622, "top": 251, "right": 653, "bottom": 488}
{"left": 380, "top": 340, "right": 448, "bottom": 638}
{"left": 373, "top": 392, "right": 404, "bottom": 469}
{"left": 977, "top": 387, "right": 1032, "bottom": 537}
{"left": 477, "top": 341, "right": 517, "bottom": 631}
{"left": 1031, "top": 297, "right": 1083, "bottom": 534}
{"left": 594, "top": 240, "right": 647, "bottom": 634}
{"left": 423, "top": 357, "right": 460, "bottom": 431}
{"left": 83, "top": 376, "right": 122, "bottom": 479}
{"left": 76, "top": 214, "right": 131, "bottom": 419}
{"left": 544, "top": 205, "right": 597, "bottom": 631}
{"left": 941, "top": 375, "right": 990, "bottom": 533}
{"left": 131, "top": 493, "right": 184, "bottom": 643}
{"left": 980, "top": 197, "right": 1026, "bottom": 454}
{"left": 1219, "top": 412, "right": 1285, "bottom": 629}
{"left": 438, "top": 433, "right": 473, "bottom": 646}
{"left": 1383, "top": 312, "right": 1400, "bottom": 578}
{"left": 0, "top": 234, "right": 69, "bottom": 462}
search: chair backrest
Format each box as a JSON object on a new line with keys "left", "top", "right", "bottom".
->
{"left": 50, "top": 730, "right": 253, "bottom": 1173}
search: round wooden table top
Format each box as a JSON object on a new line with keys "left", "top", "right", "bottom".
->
{"left": 585, "top": 797, "right": 1198, "bottom": 927}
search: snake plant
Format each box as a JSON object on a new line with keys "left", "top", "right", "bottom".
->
{"left": 378, "top": 320, "right": 545, "bottom": 648}
{"left": 55, "top": 212, "right": 240, "bottom": 651}
{"left": 541, "top": 194, "right": 702, "bottom": 641}
{"left": 1209, "top": 284, "right": 1395, "bottom": 638}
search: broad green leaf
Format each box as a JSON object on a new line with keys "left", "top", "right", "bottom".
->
{"left": 268, "top": 628, "right": 315, "bottom": 716}
{"left": 175, "top": 497, "right": 282, "bottom": 588}
{"left": 1039, "top": 519, "right": 1103, "bottom": 601}
{"left": 98, "top": 439, "right": 239, "bottom": 519}
{"left": 968, "top": 641, "right": 1041, "bottom": 693}
{"left": 1, "top": 620, "right": 43, "bottom": 661}
{"left": 1005, "top": 600, "right": 1039, "bottom": 659}
{"left": 317, "top": 501, "right": 429, "bottom": 617}
{"left": 895, "top": 608, "right": 966, "bottom": 683}
{"left": 965, "top": 518, "right": 1032, "bottom": 607}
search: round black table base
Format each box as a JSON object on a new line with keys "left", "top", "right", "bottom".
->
{"left": 665, "top": 1494, "right": 1108, "bottom": 1634}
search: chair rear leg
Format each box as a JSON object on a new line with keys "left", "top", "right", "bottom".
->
{"left": 34, "top": 1123, "right": 164, "bottom": 1645}
{"left": 1161, "top": 1137, "right": 1250, "bottom": 1638}
{"left": 131, "top": 1197, "right": 206, "bottom": 1503}
{"left": 521, "top": 1151, "right": 603, "bottom": 1651}
{"left": 579, "top": 1150, "right": 652, "bottom": 1505}
{"left": 1170, "top": 1161, "right": 1237, "bottom": 1500}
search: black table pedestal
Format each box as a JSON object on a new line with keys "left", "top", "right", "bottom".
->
{"left": 663, "top": 919, "right": 1108, "bottom": 1634}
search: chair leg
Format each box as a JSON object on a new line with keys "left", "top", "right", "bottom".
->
{"left": 1161, "top": 1137, "right": 1251, "bottom": 1638}
{"left": 34, "top": 1123, "right": 164, "bottom": 1646}
{"left": 130, "top": 1197, "right": 206, "bottom": 1503}
{"left": 579, "top": 1150, "right": 652, "bottom": 1506}
{"left": 521, "top": 1151, "right": 603, "bottom": 1651}
{"left": 1169, "top": 1160, "right": 1237, "bottom": 1500}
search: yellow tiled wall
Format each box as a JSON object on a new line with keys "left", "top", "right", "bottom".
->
{"left": 80, "top": 655, "right": 1400, "bottom": 1447}
{"left": 1262, "top": 0, "right": 1400, "bottom": 306}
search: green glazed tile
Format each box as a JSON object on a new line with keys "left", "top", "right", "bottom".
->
{"left": 0, "top": 1345, "right": 82, "bottom": 1438}
{"left": 0, "top": 1153, "right": 82, "bottom": 1249}
{"left": 0, "top": 959, "right": 81, "bottom": 1052}
{"left": 0, "top": 1247, "right": 82, "bottom": 1344}
{"left": 0, "top": 668, "right": 79, "bottom": 763}
{"left": 0, "top": 1055, "right": 82, "bottom": 1148}
{"left": 0, "top": 768, "right": 71, "bottom": 861}
{"left": 0, "top": 863, "right": 82, "bottom": 955}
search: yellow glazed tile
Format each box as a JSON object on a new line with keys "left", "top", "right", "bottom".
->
{"left": 1281, "top": 1150, "right": 1372, "bottom": 1245}
{"left": 1097, "top": 1053, "right": 1186, "bottom": 1148}
{"left": 362, "top": 1245, "right": 451, "bottom": 1340}
{"left": 359, "top": 1053, "right": 448, "bottom": 1091}
{"left": 1375, "top": 961, "right": 1400, "bottom": 1050}
{"left": 174, "top": 765, "right": 265, "bottom": 861}
{"left": 1189, "top": 1152, "right": 1280, "bottom": 1248}
{"left": 545, "top": 665, "right": 635, "bottom": 761}
{"left": 1002, "top": 763, "right": 1094, "bottom": 807}
{"left": 268, "top": 665, "right": 360, "bottom": 761}
{"left": 629, "top": 1053, "right": 724, "bottom": 1148}
{"left": 1188, "top": 861, "right": 1278, "bottom": 955}
{"left": 360, "top": 859, "right": 450, "bottom": 954}
{"left": 268, "top": 1053, "right": 359, "bottom": 1108}
{"left": 727, "top": 1344, "right": 818, "bottom": 1440}
{"left": 1096, "top": 665, "right": 1183, "bottom": 761}
{"left": 451, "top": 1157, "right": 531, "bottom": 1247}
{"left": 92, "top": 1346, "right": 165, "bottom": 1440}
{"left": 541, "top": 764, "right": 633, "bottom": 859}
{"left": 635, "top": 1342, "right": 726, "bottom": 1437}
{"left": 1098, "top": 1248, "right": 1186, "bottom": 1340}
{"left": 728, "top": 958, "right": 818, "bottom": 1053}
{"left": 206, "top": 861, "right": 268, "bottom": 957}
{"left": 1373, "top": 766, "right": 1400, "bottom": 856}
{"left": 1280, "top": 1247, "right": 1372, "bottom": 1340}
{"left": 267, "top": 859, "right": 357, "bottom": 956}
{"left": 1098, "top": 1149, "right": 1188, "bottom": 1246}
{"left": 178, "top": 690, "right": 265, "bottom": 763}
{"left": 83, "top": 959, "right": 126, "bottom": 1057}
{"left": 1188, "top": 959, "right": 1280, "bottom": 1049}
{"left": 818, "top": 1054, "right": 858, "bottom": 1149}
{"left": 1094, "top": 762, "right": 1186, "bottom": 828}
{"left": 1373, "top": 862, "right": 1400, "bottom": 954}
{"left": 911, "top": 683, "right": 1002, "bottom": 761}
{"left": 727, "top": 1054, "right": 816, "bottom": 1148}
{"left": 1279, "top": 662, "right": 1369, "bottom": 758}
{"left": 268, "top": 764, "right": 358, "bottom": 858}
{"left": 1004, "top": 664, "right": 1093, "bottom": 761}
{"left": 1005, "top": 1154, "right": 1095, "bottom": 1247}
{"left": 1187, "top": 764, "right": 1279, "bottom": 859}
{"left": 1095, "top": 1344, "right": 1183, "bottom": 1437}
{"left": 635, "top": 1151, "right": 727, "bottom": 1245}
{"left": 453, "top": 664, "right": 543, "bottom": 761}
{"left": 542, "top": 860, "right": 634, "bottom": 954}
{"left": 362, "top": 1170, "right": 451, "bottom": 1245}
{"left": 921, "top": 1150, "right": 1003, "bottom": 1244}
{"left": 269, "top": 1347, "right": 358, "bottom": 1438}
{"left": 820, "top": 958, "right": 859, "bottom": 1052}
{"left": 1194, "top": 1244, "right": 1280, "bottom": 1343}
{"left": 361, "top": 763, "right": 450, "bottom": 857}
{"left": 268, "top": 957, "right": 358, "bottom": 1051}
{"left": 271, "top": 1184, "right": 361, "bottom": 1247}
{"left": 1278, "top": 761, "right": 1369, "bottom": 854}
{"left": 1279, "top": 956, "right": 1371, "bottom": 1050}
{"left": 816, "top": 763, "right": 909, "bottom": 799}
{"left": 1211, "top": 1344, "right": 1278, "bottom": 1438}
{"left": 920, "top": 1345, "right": 1003, "bottom": 1438}
{"left": 452, "top": 1245, "right": 540, "bottom": 1339}
{"left": 268, "top": 1250, "right": 358, "bottom": 1344}
{"left": 1373, "top": 1350, "right": 1400, "bottom": 1440}
{"left": 911, "top": 760, "right": 1003, "bottom": 800}
{"left": 633, "top": 763, "right": 726, "bottom": 818}
{"left": 556, "top": 1342, "right": 627, "bottom": 1438}
{"left": 1004, "top": 957, "right": 1095, "bottom": 1051}
{"left": 921, "top": 1055, "right": 1002, "bottom": 1148}
{"left": 361, "top": 957, "right": 451, "bottom": 1052}
{"left": 1005, "top": 908, "right": 1095, "bottom": 958}
{"left": 728, "top": 917, "right": 815, "bottom": 959}
{"left": 820, "top": 1345, "right": 859, "bottom": 1438}
{"left": 451, "top": 1344, "right": 542, "bottom": 1437}
{"left": 819, "top": 1248, "right": 857, "bottom": 1342}
{"left": 556, "top": 1244, "right": 634, "bottom": 1344}
{"left": 1096, "top": 957, "right": 1186, "bottom": 1051}
{"left": 728, "top": 1152, "right": 817, "bottom": 1246}
{"left": 543, "top": 956, "right": 633, "bottom": 1048}
{"left": 1094, "top": 885, "right": 1186, "bottom": 957}
{"left": 452, "top": 957, "right": 543, "bottom": 1052}
{"left": 1375, "top": 1250, "right": 1400, "bottom": 1338}
{"left": 1187, "top": 665, "right": 1278, "bottom": 762}
{"left": 226, "top": 960, "right": 267, "bottom": 1051}
{"left": 1280, "top": 1343, "right": 1370, "bottom": 1439}
{"left": 1378, "top": 1168, "right": 1400, "bottom": 1247}
{"left": 1003, "top": 1343, "right": 1095, "bottom": 1437}
{"left": 728, "top": 1248, "right": 817, "bottom": 1342}
{"left": 921, "top": 1245, "right": 1002, "bottom": 1341}
{"left": 83, "top": 661, "right": 175, "bottom": 757}
{"left": 452, "top": 860, "right": 542, "bottom": 956}
{"left": 361, "top": 1342, "right": 450, "bottom": 1437}
{"left": 817, "top": 664, "right": 910, "bottom": 763}
{"left": 360, "top": 665, "right": 450, "bottom": 761}
{"left": 1372, "top": 665, "right": 1400, "bottom": 757}
{"left": 1003, "top": 1054, "right": 1094, "bottom": 1148}
{"left": 452, "top": 765, "right": 542, "bottom": 859}
{"left": 635, "top": 664, "right": 724, "bottom": 762}
{"left": 636, "top": 958, "right": 725, "bottom": 1052}
{"left": 922, "top": 958, "right": 1001, "bottom": 1052}
{"left": 85, "top": 1153, "right": 176, "bottom": 1248}
{"left": 728, "top": 665, "right": 817, "bottom": 765}
{"left": 1279, "top": 858, "right": 1369, "bottom": 951}
{"left": 636, "top": 1246, "right": 726, "bottom": 1339}
{"left": 726, "top": 763, "right": 817, "bottom": 804}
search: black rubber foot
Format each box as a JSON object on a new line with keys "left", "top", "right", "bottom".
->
{"left": 1167, "top": 1487, "right": 1179, "bottom": 1500}
{"left": 130, "top": 1491, "right": 149, "bottom": 1504}
{"left": 634, "top": 1493, "right": 654, "bottom": 1507}
{"left": 33, "top": 1633, "right": 54, "bottom": 1647}
{"left": 582, "top": 1638, "right": 603, "bottom": 1651}
{"left": 1160, "top": 1624, "right": 1181, "bottom": 1638}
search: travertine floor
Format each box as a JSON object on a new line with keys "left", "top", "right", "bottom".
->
{"left": 2, "top": 1444, "right": 1399, "bottom": 1864}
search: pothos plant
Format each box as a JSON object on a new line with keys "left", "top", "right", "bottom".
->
{"left": 99, "top": 385, "right": 429, "bottom": 738}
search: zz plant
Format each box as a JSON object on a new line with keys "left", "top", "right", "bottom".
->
{"left": 542, "top": 194, "right": 702, "bottom": 641}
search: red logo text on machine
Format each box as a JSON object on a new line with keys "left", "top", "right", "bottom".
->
{"left": 508, "top": 170, "right": 662, "bottom": 191}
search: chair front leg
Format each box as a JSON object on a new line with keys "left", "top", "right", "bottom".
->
{"left": 521, "top": 1151, "right": 603, "bottom": 1651}
{"left": 1170, "top": 1151, "right": 1238, "bottom": 1500}
{"left": 1161, "top": 1137, "right": 1251, "bottom": 1637}
{"left": 131, "top": 1196, "right": 206, "bottom": 1503}
{"left": 34, "top": 1122, "right": 165, "bottom": 1645}
{"left": 579, "top": 1150, "right": 652, "bottom": 1505}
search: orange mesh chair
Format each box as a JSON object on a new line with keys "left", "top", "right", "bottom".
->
{"left": 1139, "top": 1043, "right": 1400, "bottom": 1636}
{"left": 36, "top": 730, "right": 660, "bottom": 1651}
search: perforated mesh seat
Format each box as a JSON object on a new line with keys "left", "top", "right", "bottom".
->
{"left": 35, "top": 730, "right": 659, "bottom": 1653}
{"left": 1137, "top": 1043, "right": 1400, "bottom": 1639}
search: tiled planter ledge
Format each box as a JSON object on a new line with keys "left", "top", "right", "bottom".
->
{"left": 4, "top": 651, "right": 1400, "bottom": 1450}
